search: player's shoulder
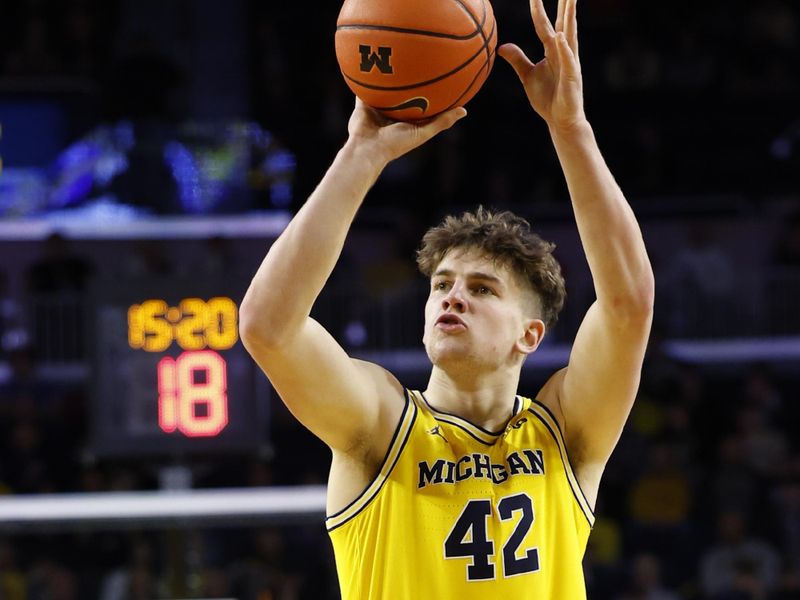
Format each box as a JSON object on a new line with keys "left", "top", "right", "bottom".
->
{"left": 348, "top": 357, "right": 409, "bottom": 452}
{"left": 533, "top": 366, "right": 568, "bottom": 428}
{"left": 351, "top": 358, "right": 406, "bottom": 400}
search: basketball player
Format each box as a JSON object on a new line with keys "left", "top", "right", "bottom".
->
{"left": 240, "top": 0, "right": 653, "bottom": 597}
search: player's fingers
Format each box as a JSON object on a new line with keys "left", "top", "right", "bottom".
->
{"left": 353, "top": 96, "right": 376, "bottom": 118}
{"left": 530, "top": 0, "right": 557, "bottom": 49}
{"left": 498, "top": 43, "right": 535, "bottom": 83}
{"left": 352, "top": 97, "right": 392, "bottom": 127}
{"left": 424, "top": 107, "right": 468, "bottom": 135}
{"left": 564, "top": 0, "right": 579, "bottom": 57}
{"left": 555, "top": 32, "right": 579, "bottom": 80}
{"left": 555, "top": 0, "right": 566, "bottom": 33}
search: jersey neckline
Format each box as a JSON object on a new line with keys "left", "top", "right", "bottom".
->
{"left": 419, "top": 390, "right": 525, "bottom": 438}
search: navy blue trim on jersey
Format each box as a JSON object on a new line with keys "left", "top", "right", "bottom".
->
{"left": 420, "top": 391, "right": 520, "bottom": 436}
{"left": 428, "top": 416, "right": 497, "bottom": 446}
{"left": 527, "top": 402, "right": 595, "bottom": 527}
{"left": 529, "top": 399, "right": 595, "bottom": 515}
{"left": 326, "top": 389, "right": 417, "bottom": 532}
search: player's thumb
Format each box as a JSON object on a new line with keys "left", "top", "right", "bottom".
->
{"left": 426, "top": 107, "right": 467, "bottom": 137}
{"left": 498, "top": 43, "right": 534, "bottom": 82}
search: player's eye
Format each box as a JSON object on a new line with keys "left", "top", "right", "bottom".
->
{"left": 433, "top": 280, "right": 450, "bottom": 291}
{"left": 475, "top": 285, "right": 493, "bottom": 295}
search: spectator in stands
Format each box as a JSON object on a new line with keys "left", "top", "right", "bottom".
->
{"left": 740, "top": 0, "right": 799, "bottom": 96}
{"left": 770, "top": 477, "right": 800, "bottom": 570}
{"left": 0, "top": 270, "right": 12, "bottom": 360}
{"left": 770, "top": 212, "right": 800, "bottom": 269}
{"left": 736, "top": 405, "right": 790, "bottom": 480}
{"left": 123, "top": 240, "right": 173, "bottom": 278}
{"left": 26, "top": 232, "right": 94, "bottom": 294}
{"left": 60, "top": 0, "right": 108, "bottom": 80}
{"left": 615, "top": 553, "right": 681, "bottom": 600}
{"left": 699, "top": 509, "right": 781, "bottom": 598}
{"left": 585, "top": 495, "right": 626, "bottom": 598}
{"left": 197, "top": 566, "right": 232, "bottom": 600}
{"left": 0, "top": 343, "right": 61, "bottom": 418}
{"left": 626, "top": 440, "right": 696, "bottom": 585}
{"left": 229, "top": 528, "right": 296, "bottom": 600}
{"left": 767, "top": 212, "right": 800, "bottom": 333}
{"left": 664, "top": 222, "right": 735, "bottom": 337}
{"left": 741, "top": 363, "right": 784, "bottom": 421}
{"left": 663, "top": 27, "right": 719, "bottom": 90}
{"left": 772, "top": 565, "right": 800, "bottom": 599}
{"left": 191, "top": 235, "right": 238, "bottom": 278}
{"left": 25, "top": 232, "right": 95, "bottom": 362}
{"left": 0, "top": 540, "right": 26, "bottom": 600}
{"left": 27, "top": 557, "right": 78, "bottom": 600}
{"left": 99, "top": 537, "right": 158, "bottom": 600}
{"left": 603, "top": 32, "right": 662, "bottom": 91}
{"left": 2, "top": 11, "right": 60, "bottom": 76}
{"left": 4, "top": 416, "right": 50, "bottom": 493}
{"left": 711, "top": 434, "right": 760, "bottom": 518}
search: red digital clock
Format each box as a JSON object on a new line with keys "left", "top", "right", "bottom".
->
{"left": 90, "top": 278, "right": 269, "bottom": 458}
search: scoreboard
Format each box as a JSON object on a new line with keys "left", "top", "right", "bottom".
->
{"left": 90, "top": 277, "right": 269, "bottom": 458}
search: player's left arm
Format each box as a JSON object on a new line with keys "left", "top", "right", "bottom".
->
{"left": 500, "top": 0, "right": 655, "bottom": 473}
{"left": 549, "top": 124, "right": 654, "bottom": 468}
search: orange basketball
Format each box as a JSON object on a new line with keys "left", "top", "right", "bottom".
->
{"left": 335, "top": 0, "right": 497, "bottom": 122}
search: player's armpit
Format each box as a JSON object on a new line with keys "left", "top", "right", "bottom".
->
{"left": 241, "top": 316, "right": 405, "bottom": 456}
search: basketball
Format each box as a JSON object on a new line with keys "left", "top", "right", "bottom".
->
{"left": 335, "top": 0, "right": 497, "bottom": 122}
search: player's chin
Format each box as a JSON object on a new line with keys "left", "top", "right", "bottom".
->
{"left": 425, "top": 338, "right": 471, "bottom": 365}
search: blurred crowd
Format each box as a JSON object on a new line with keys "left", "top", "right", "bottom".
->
{"left": 1, "top": 327, "right": 800, "bottom": 599}
{"left": 1, "top": 0, "right": 799, "bottom": 213}
{"left": 0, "top": 232, "right": 797, "bottom": 600}
{"left": 2, "top": 0, "right": 800, "bottom": 599}
{"left": 244, "top": 0, "right": 800, "bottom": 213}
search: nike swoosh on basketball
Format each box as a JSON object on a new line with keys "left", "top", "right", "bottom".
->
{"left": 378, "top": 97, "right": 430, "bottom": 113}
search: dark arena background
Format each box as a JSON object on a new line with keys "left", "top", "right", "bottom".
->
{"left": 1, "top": 1, "right": 800, "bottom": 598}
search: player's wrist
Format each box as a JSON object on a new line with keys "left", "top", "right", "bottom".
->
{"left": 339, "top": 139, "right": 391, "bottom": 174}
{"left": 547, "top": 117, "right": 593, "bottom": 145}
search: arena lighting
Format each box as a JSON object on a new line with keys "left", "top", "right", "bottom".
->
{"left": 663, "top": 336, "right": 800, "bottom": 363}
{"left": 0, "top": 212, "right": 291, "bottom": 241}
{"left": 0, "top": 486, "right": 327, "bottom": 532}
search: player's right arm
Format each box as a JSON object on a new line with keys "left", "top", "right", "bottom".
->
{"left": 239, "top": 100, "right": 466, "bottom": 453}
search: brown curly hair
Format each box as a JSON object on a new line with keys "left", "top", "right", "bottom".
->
{"left": 416, "top": 206, "right": 566, "bottom": 329}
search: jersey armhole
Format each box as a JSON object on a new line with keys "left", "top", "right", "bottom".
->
{"left": 529, "top": 399, "right": 596, "bottom": 528}
{"left": 326, "top": 388, "right": 418, "bottom": 531}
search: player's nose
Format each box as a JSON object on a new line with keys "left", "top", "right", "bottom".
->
{"left": 441, "top": 281, "right": 468, "bottom": 312}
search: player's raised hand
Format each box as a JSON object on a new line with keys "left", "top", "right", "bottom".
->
{"left": 346, "top": 98, "right": 467, "bottom": 166}
{"left": 498, "top": 0, "right": 585, "bottom": 132}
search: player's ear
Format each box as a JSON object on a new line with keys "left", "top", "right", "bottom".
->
{"left": 516, "top": 318, "right": 545, "bottom": 356}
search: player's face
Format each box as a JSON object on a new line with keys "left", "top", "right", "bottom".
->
{"left": 422, "top": 248, "right": 542, "bottom": 370}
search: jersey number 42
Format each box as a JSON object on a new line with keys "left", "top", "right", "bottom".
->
{"left": 444, "top": 492, "right": 541, "bottom": 581}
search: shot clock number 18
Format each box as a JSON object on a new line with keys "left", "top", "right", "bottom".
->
{"left": 92, "top": 278, "right": 266, "bottom": 458}
{"left": 127, "top": 297, "right": 238, "bottom": 437}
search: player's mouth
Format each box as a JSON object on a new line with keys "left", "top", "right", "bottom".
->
{"left": 435, "top": 313, "right": 467, "bottom": 333}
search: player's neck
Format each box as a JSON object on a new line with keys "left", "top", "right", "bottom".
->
{"left": 424, "top": 366, "right": 521, "bottom": 432}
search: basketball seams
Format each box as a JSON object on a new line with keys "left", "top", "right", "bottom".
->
{"left": 440, "top": 45, "right": 496, "bottom": 114}
{"left": 342, "top": 23, "right": 495, "bottom": 93}
{"left": 452, "top": 0, "right": 493, "bottom": 66}
{"left": 335, "top": 0, "right": 497, "bottom": 121}
{"left": 451, "top": 0, "right": 487, "bottom": 32}
{"left": 340, "top": 15, "right": 496, "bottom": 92}
{"left": 336, "top": 23, "right": 482, "bottom": 42}
{"left": 440, "top": 0, "right": 495, "bottom": 115}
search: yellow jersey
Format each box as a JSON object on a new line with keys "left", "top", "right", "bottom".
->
{"left": 327, "top": 389, "right": 595, "bottom": 599}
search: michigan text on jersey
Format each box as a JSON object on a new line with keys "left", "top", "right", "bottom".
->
{"left": 417, "top": 449, "right": 545, "bottom": 488}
